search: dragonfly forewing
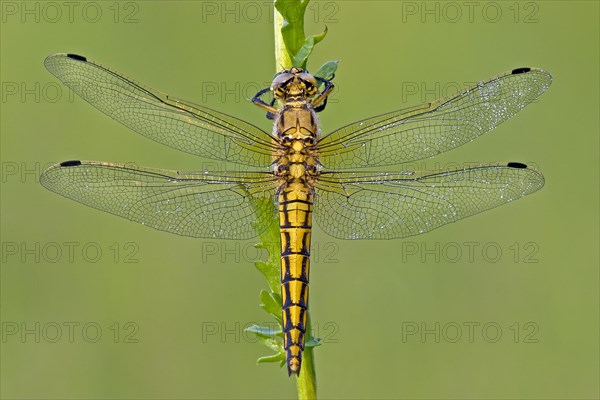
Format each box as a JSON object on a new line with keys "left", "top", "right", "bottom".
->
{"left": 44, "top": 54, "right": 278, "bottom": 167}
{"left": 317, "top": 68, "right": 552, "bottom": 170}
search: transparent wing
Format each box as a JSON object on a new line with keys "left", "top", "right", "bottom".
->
{"left": 318, "top": 68, "right": 552, "bottom": 169}
{"left": 313, "top": 163, "right": 544, "bottom": 239}
{"left": 44, "top": 54, "right": 276, "bottom": 166}
{"left": 40, "top": 160, "right": 278, "bottom": 239}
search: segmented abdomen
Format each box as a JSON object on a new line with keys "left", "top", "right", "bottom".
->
{"left": 279, "top": 183, "right": 313, "bottom": 376}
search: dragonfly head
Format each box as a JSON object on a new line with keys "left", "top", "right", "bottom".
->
{"left": 271, "top": 67, "right": 318, "bottom": 101}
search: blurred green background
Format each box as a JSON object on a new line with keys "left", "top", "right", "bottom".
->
{"left": 1, "top": 1, "right": 598, "bottom": 399}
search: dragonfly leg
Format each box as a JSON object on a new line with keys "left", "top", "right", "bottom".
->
{"left": 311, "top": 77, "right": 334, "bottom": 111}
{"left": 313, "top": 96, "right": 329, "bottom": 113}
{"left": 266, "top": 97, "right": 278, "bottom": 120}
{"left": 252, "top": 87, "right": 278, "bottom": 119}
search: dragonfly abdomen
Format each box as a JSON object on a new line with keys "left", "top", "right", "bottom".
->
{"left": 279, "top": 183, "right": 313, "bottom": 376}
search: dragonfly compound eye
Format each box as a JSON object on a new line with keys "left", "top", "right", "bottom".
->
{"left": 297, "top": 72, "right": 318, "bottom": 95}
{"left": 270, "top": 72, "right": 294, "bottom": 97}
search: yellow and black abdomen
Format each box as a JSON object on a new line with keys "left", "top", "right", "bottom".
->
{"left": 279, "top": 182, "right": 313, "bottom": 375}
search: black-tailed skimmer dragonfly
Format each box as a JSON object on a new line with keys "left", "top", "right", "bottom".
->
{"left": 40, "top": 54, "right": 551, "bottom": 375}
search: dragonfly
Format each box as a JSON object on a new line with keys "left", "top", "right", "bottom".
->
{"left": 41, "top": 53, "right": 551, "bottom": 375}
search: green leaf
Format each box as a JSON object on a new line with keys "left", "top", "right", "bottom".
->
{"left": 245, "top": 324, "right": 282, "bottom": 339}
{"left": 276, "top": 0, "right": 309, "bottom": 56}
{"left": 254, "top": 260, "right": 280, "bottom": 296}
{"left": 305, "top": 336, "right": 321, "bottom": 348}
{"left": 292, "top": 26, "right": 328, "bottom": 68}
{"left": 264, "top": 336, "right": 284, "bottom": 351}
{"left": 314, "top": 60, "right": 339, "bottom": 81}
{"left": 257, "top": 351, "right": 286, "bottom": 364}
{"left": 259, "top": 290, "right": 283, "bottom": 323}
{"left": 253, "top": 333, "right": 285, "bottom": 365}
{"left": 276, "top": 0, "right": 330, "bottom": 69}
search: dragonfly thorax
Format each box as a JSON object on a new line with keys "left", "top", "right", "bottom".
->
{"left": 273, "top": 99, "right": 320, "bottom": 185}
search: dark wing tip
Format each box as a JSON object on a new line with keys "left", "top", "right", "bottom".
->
{"left": 507, "top": 162, "right": 528, "bottom": 169}
{"left": 59, "top": 160, "right": 82, "bottom": 167}
{"left": 511, "top": 67, "right": 531, "bottom": 75}
{"left": 66, "top": 54, "right": 87, "bottom": 62}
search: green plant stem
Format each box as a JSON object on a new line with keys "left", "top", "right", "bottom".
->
{"left": 274, "top": 5, "right": 292, "bottom": 70}
{"left": 274, "top": 2, "right": 317, "bottom": 399}
{"left": 296, "top": 316, "right": 317, "bottom": 399}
